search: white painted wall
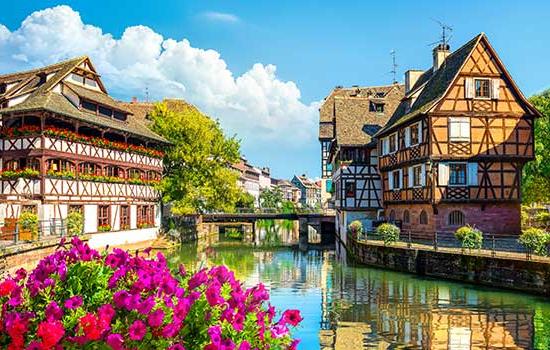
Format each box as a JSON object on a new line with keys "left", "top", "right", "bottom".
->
{"left": 88, "top": 227, "right": 159, "bottom": 249}
{"left": 84, "top": 204, "right": 98, "bottom": 233}
{"left": 130, "top": 205, "right": 137, "bottom": 229}
{"left": 111, "top": 205, "right": 120, "bottom": 231}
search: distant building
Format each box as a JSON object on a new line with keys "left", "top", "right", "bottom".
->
{"left": 291, "top": 175, "right": 321, "bottom": 208}
{"left": 231, "top": 158, "right": 273, "bottom": 207}
{"left": 272, "top": 179, "right": 301, "bottom": 204}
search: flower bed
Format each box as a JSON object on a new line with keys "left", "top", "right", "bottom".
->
{"left": 0, "top": 238, "right": 302, "bottom": 349}
{"left": 0, "top": 126, "right": 165, "bottom": 159}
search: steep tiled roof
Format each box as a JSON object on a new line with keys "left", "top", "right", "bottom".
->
{"left": 64, "top": 82, "right": 132, "bottom": 113}
{"left": 376, "top": 34, "right": 483, "bottom": 136}
{"left": 327, "top": 84, "right": 404, "bottom": 146}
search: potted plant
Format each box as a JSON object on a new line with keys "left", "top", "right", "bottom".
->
{"left": 18, "top": 211, "right": 39, "bottom": 241}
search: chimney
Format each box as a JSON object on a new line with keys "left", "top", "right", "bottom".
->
{"left": 404, "top": 70, "right": 424, "bottom": 94}
{"left": 131, "top": 96, "right": 138, "bottom": 103}
{"left": 433, "top": 43, "right": 450, "bottom": 71}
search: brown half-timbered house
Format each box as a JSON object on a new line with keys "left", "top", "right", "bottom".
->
{"left": 320, "top": 84, "right": 404, "bottom": 237}
{"left": 376, "top": 33, "right": 541, "bottom": 237}
{"left": 0, "top": 56, "right": 167, "bottom": 240}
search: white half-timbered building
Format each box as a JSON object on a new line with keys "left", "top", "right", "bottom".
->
{"left": 320, "top": 84, "right": 404, "bottom": 238}
{"left": 0, "top": 56, "right": 168, "bottom": 245}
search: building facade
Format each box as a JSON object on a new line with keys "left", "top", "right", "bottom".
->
{"left": 0, "top": 56, "right": 167, "bottom": 244}
{"left": 376, "top": 34, "right": 540, "bottom": 237}
{"left": 291, "top": 175, "right": 321, "bottom": 208}
{"left": 320, "top": 85, "right": 404, "bottom": 236}
{"left": 272, "top": 179, "right": 301, "bottom": 204}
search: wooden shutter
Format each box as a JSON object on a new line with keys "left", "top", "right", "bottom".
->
{"left": 491, "top": 78, "right": 500, "bottom": 99}
{"left": 388, "top": 171, "right": 394, "bottom": 190}
{"left": 421, "top": 164, "right": 426, "bottom": 186}
{"left": 404, "top": 127, "right": 411, "bottom": 147}
{"left": 460, "top": 118, "right": 470, "bottom": 140}
{"left": 467, "top": 162, "right": 478, "bottom": 186}
{"left": 418, "top": 121, "right": 423, "bottom": 143}
{"left": 464, "top": 77, "right": 474, "bottom": 99}
{"left": 438, "top": 163, "right": 449, "bottom": 186}
{"left": 398, "top": 169, "right": 403, "bottom": 189}
{"left": 408, "top": 167, "right": 413, "bottom": 188}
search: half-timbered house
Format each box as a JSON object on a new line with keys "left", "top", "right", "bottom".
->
{"left": 0, "top": 56, "right": 167, "bottom": 243}
{"left": 376, "top": 33, "right": 541, "bottom": 237}
{"left": 320, "top": 84, "right": 404, "bottom": 237}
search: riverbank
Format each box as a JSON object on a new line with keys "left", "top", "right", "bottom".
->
{"left": 346, "top": 237, "right": 550, "bottom": 296}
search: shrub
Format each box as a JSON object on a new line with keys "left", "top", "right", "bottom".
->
{"left": 518, "top": 228, "right": 550, "bottom": 256}
{"left": 347, "top": 220, "right": 363, "bottom": 239}
{"left": 66, "top": 211, "right": 84, "bottom": 236}
{"left": 0, "top": 238, "right": 301, "bottom": 349}
{"left": 376, "top": 223, "right": 400, "bottom": 245}
{"left": 454, "top": 225, "right": 483, "bottom": 250}
{"left": 19, "top": 211, "right": 38, "bottom": 240}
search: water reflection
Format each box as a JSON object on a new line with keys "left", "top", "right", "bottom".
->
{"left": 168, "top": 243, "right": 550, "bottom": 350}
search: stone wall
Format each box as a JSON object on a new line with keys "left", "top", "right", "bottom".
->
{"left": 348, "top": 238, "right": 550, "bottom": 296}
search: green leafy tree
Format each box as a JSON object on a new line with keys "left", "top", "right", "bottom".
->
{"left": 235, "top": 191, "right": 256, "bottom": 210}
{"left": 523, "top": 90, "right": 550, "bottom": 204}
{"left": 149, "top": 101, "right": 242, "bottom": 214}
{"left": 259, "top": 186, "right": 284, "bottom": 209}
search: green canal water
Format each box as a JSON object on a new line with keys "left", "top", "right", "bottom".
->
{"left": 167, "top": 224, "right": 550, "bottom": 350}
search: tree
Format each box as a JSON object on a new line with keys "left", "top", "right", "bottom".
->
{"left": 259, "top": 186, "right": 284, "bottom": 209}
{"left": 235, "top": 191, "right": 256, "bottom": 210}
{"left": 523, "top": 90, "right": 550, "bottom": 204}
{"left": 149, "top": 101, "right": 242, "bottom": 214}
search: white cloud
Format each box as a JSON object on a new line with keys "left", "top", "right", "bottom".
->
{"left": 0, "top": 5, "right": 319, "bottom": 157}
{"left": 200, "top": 11, "right": 240, "bottom": 24}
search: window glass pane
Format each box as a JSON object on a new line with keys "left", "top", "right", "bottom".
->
{"left": 98, "top": 105, "right": 112, "bottom": 117}
{"left": 449, "top": 163, "right": 467, "bottom": 185}
{"left": 71, "top": 73, "right": 84, "bottom": 84}
{"left": 410, "top": 124, "right": 419, "bottom": 144}
{"left": 82, "top": 100, "right": 96, "bottom": 113}
{"left": 475, "top": 79, "right": 490, "bottom": 98}
{"left": 113, "top": 111, "right": 127, "bottom": 121}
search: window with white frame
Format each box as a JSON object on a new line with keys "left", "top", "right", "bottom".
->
{"left": 474, "top": 78, "right": 491, "bottom": 98}
{"left": 389, "top": 133, "right": 398, "bottom": 153}
{"left": 449, "top": 163, "right": 467, "bottom": 186}
{"left": 389, "top": 169, "right": 401, "bottom": 190}
{"left": 412, "top": 165, "right": 423, "bottom": 187}
{"left": 410, "top": 123, "right": 420, "bottom": 145}
{"left": 449, "top": 117, "right": 470, "bottom": 142}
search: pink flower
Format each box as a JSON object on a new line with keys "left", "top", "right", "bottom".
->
{"left": 205, "top": 281, "right": 223, "bottom": 306}
{"left": 106, "top": 333, "right": 124, "bottom": 350}
{"left": 168, "top": 344, "right": 186, "bottom": 350}
{"left": 289, "top": 339, "right": 300, "bottom": 350}
{"left": 128, "top": 320, "right": 146, "bottom": 341}
{"left": 279, "top": 309, "right": 303, "bottom": 327}
{"left": 237, "top": 341, "right": 251, "bottom": 350}
{"left": 64, "top": 295, "right": 83, "bottom": 309}
{"left": 148, "top": 309, "right": 165, "bottom": 328}
{"left": 37, "top": 320, "right": 65, "bottom": 348}
{"left": 0, "top": 279, "right": 16, "bottom": 296}
{"left": 45, "top": 301, "right": 63, "bottom": 321}
{"left": 232, "top": 312, "right": 245, "bottom": 331}
{"left": 208, "top": 325, "right": 222, "bottom": 345}
{"left": 270, "top": 324, "right": 289, "bottom": 339}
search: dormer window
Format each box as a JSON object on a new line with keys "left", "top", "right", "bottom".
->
{"left": 370, "top": 102, "right": 384, "bottom": 113}
{"left": 114, "top": 111, "right": 127, "bottom": 122}
{"left": 475, "top": 78, "right": 491, "bottom": 98}
{"left": 70, "top": 73, "right": 85, "bottom": 84}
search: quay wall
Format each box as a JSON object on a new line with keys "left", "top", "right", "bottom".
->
{"left": 347, "top": 238, "right": 550, "bottom": 296}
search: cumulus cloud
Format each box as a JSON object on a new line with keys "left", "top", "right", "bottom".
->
{"left": 0, "top": 5, "right": 319, "bottom": 163}
{"left": 200, "top": 11, "right": 240, "bottom": 23}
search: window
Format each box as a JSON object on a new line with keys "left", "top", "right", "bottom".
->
{"left": 82, "top": 100, "right": 97, "bottom": 113}
{"left": 47, "top": 159, "right": 75, "bottom": 172}
{"left": 128, "top": 168, "right": 143, "bottom": 180}
{"left": 449, "top": 163, "right": 467, "bottom": 186}
{"left": 420, "top": 210, "right": 428, "bottom": 225}
{"left": 345, "top": 181, "right": 355, "bottom": 198}
{"left": 389, "top": 210, "right": 396, "bottom": 222}
{"left": 113, "top": 111, "right": 127, "bottom": 122}
{"left": 4, "top": 159, "right": 19, "bottom": 171}
{"left": 410, "top": 123, "right": 419, "bottom": 145}
{"left": 475, "top": 78, "right": 490, "bottom": 98}
{"left": 389, "top": 133, "right": 397, "bottom": 153}
{"left": 448, "top": 210, "right": 465, "bottom": 226}
{"left": 98, "top": 205, "right": 110, "bottom": 228}
{"left": 98, "top": 105, "right": 113, "bottom": 117}
{"left": 392, "top": 170, "right": 401, "bottom": 190}
{"left": 412, "top": 165, "right": 423, "bottom": 187}
{"left": 85, "top": 78, "right": 98, "bottom": 88}
{"left": 120, "top": 205, "right": 130, "bottom": 229}
{"left": 70, "top": 73, "right": 85, "bottom": 84}
{"left": 448, "top": 117, "right": 470, "bottom": 142}
{"left": 370, "top": 102, "right": 384, "bottom": 113}
{"left": 69, "top": 205, "right": 82, "bottom": 214}
{"left": 0, "top": 83, "right": 6, "bottom": 94}
{"left": 104, "top": 166, "right": 124, "bottom": 178}
{"left": 403, "top": 210, "right": 410, "bottom": 224}
{"left": 78, "top": 162, "right": 97, "bottom": 175}
{"left": 22, "top": 205, "right": 37, "bottom": 214}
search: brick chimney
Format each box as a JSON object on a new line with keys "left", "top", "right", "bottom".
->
{"left": 405, "top": 70, "right": 424, "bottom": 94}
{"left": 433, "top": 43, "right": 450, "bottom": 71}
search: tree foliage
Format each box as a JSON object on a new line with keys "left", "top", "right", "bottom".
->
{"left": 149, "top": 101, "right": 243, "bottom": 214}
{"left": 523, "top": 90, "right": 550, "bottom": 204}
{"left": 259, "top": 186, "right": 284, "bottom": 209}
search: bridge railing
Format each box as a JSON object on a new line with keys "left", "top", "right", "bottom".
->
{"left": 230, "top": 207, "right": 325, "bottom": 215}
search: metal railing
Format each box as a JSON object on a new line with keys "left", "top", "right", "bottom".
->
{"left": 355, "top": 230, "right": 550, "bottom": 261}
{"left": 231, "top": 207, "right": 325, "bottom": 215}
{"left": 0, "top": 219, "right": 67, "bottom": 247}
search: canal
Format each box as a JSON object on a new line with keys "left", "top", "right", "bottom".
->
{"left": 168, "top": 220, "right": 550, "bottom": 350}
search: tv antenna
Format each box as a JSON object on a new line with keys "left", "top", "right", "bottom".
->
{"left": 145, "top": 86, "right": 150, "bottom": 103}
{"left": 428, "top": 19, "right": 453, "bottom": 47}
{"left": 389, "top": 50, "right": 398, "bottom": 84}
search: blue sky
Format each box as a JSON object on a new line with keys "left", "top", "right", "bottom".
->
{"left": 1, "top": 1, "right": 549, "bottom": 179}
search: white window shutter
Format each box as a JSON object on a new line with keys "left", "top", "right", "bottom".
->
{"left": 418, "top": 121, "right": 423, "bottom": 143}
{"left": 388, "top": 171, "right": 394, "bottom": 190}
{"left": 467, "top": 162, "right": 478, "bottom": 186}
{"left": 399, "top": 169, "right": 403, "bottom": 189}
{"left": 461, "top": 119, "right": 470, "bottom": 140}
{"left": 421, "top": 164, "right": 426, "bottom": 186}
{"left": 491, "top": 78, "right": 500, "bottom": 100}
{"left": 382, "top": 138, "right": 388, "bottom": 155}
{"left": 438, "top": 163, "right": 449, "bottom": 186}
{"left": 408, "top": 167, "right": 413, "bottom": 188}
{"left": 404, "top": 127, "right": 411, "bottom": 147}
{"left": 466, "top": 77, "right": 475, "bottom": 99}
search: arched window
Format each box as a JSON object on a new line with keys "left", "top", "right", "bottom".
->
{"left": 147, "top": 170, "right": 160, "bottom": 181}
{"left": 3, "top": 159, "right": 19, "bottom": 171}
{"left": 78, "top": 162, "right": 97, "bottom": 175}
{"left": 104, "top": 166, "right": 124, "bottom": 178}
{"left": 128, "top": 168, "right": 143, "bottom": 180}
{"left": 403, "top": 210, "right": 410, "bottom": 224}
{"left": 448, "top": 210, "right": 465, "bottom": 226}
{"left": 389, "top": 210, "right": 396, "bottom": 222}
{"left": 47, "top": 159, "right": 75, "bottom": 172}
{"left": 420, "top": 210, "right": 428, "bottom": 225}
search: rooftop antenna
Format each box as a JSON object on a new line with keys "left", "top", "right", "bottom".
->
{"left": 428, "top": 18, "right": 453, "bottom": 47}
{"left": 145, "top": 86, "right": 150, "bottom": 103}
{"left": 389, "top": 50, "right": 398, "bottom": 84}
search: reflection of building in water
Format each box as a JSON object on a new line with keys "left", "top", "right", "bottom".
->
{"left": 320, "top": 265, "right": 534, "bottom": 349}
